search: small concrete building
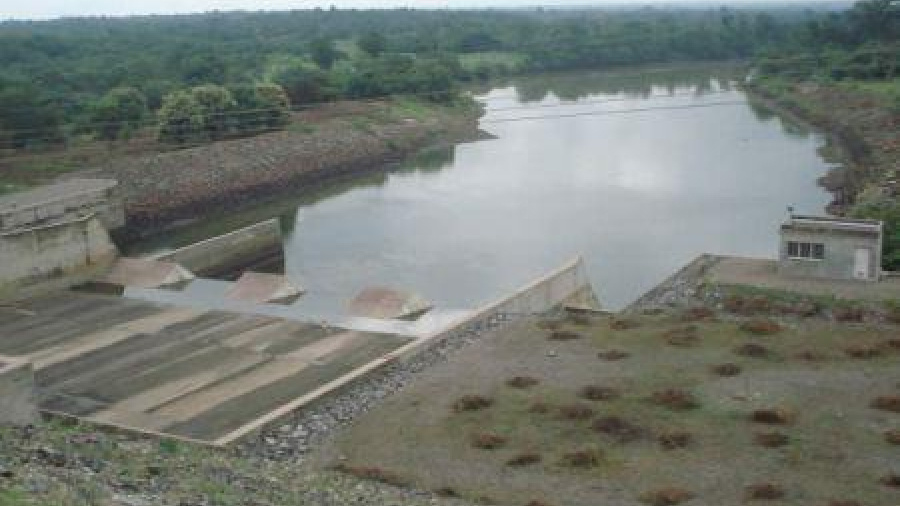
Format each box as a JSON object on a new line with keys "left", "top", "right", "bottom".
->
{"left": 778, "top": 215, "right": 883, "bottom": 282}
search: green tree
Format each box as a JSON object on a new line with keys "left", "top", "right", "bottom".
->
{"left": 89, "top": 87, "right": 147, "bottom": 140}
{"left": 358, "top": 31, "right": 387, "bottom": 57}
{"left": 309, "top": 37, "right": 338, "bottom": 70}
{"left": 157, "top": 84, "right": 235, "bottom": 144}
{"left": 274, "top": 65, "right": 332, "bottom": 104}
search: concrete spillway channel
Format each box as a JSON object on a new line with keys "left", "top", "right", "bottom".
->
{"left": 0, "top": 292, "right": 411, "bottom": 444}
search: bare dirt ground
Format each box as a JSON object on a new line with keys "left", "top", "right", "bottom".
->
{"left": 319, "top": 306, "right": 900, "bottom": 506}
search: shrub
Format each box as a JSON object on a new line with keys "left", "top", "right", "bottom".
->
{"left": 871, "top": 395, "right": 900, "bottom": 413}
{"left": 537, "top": 320, "right": 562, "bottom": 330}
{"left": 568, "top": 313, "right": 592, "bottom": 326}
{"left": 711, "top": 363, "right": 742, "bottom": 376}
{"left": 750, "top": 408, "right": 794, "bottom": 425}
{"left": 559, "top": 449, "right": 602, "bottom": 468}
{"left": 828, "top": 501, "right": 862, "bottom": 506}
{"left": 471, "top": 433, "right": 507, "bottom": 450}
{"left": 754, "top": 432, "right": 790, "bottom": 448}
{"left": 650, "top": 389, "right": 699, "bottom": 411}
{"left": 833, "top": 305, "right": 864, "bottom": 322}
{"left": 794, "top": 350, "right": 828, "bottom": 361}
{"left": 739, "top": 318, "right": 782, "bottom": 335}
{"left": 884, "top": 429, "right": 900, "bottom": 445}
{"left": 658, "top": 431, "right": 692, "bottom": 450}
{"left": 506, "top": 376, "right": 539, "bottom": 389}
{"left": 638, "top": 487, "right": 694, "bottom": 505}
{"left": 592, "top": 416, "right": 644, "bottom": 443}
{"left": 525, "top": 501, "right": 553, "bottom": 506}
{"left": 745, "top": 483, "right": 785, "bottom": 500}
{"left": 331, "top": 464, "right": 407, "bottom": 487}
{"left": 844, "top": 345, "right": 882, "bottom": 359}
{"left": 663, "top": 326, "right": 698, "bottom": 347}
{"left": 434, "top": 487, "right": 458, "bottom": 497}
{"left": 529, "top": 402, "right": 550, "bottom": 414}
{"left": 598, "top": 350, "right": 630, "bottom": 361}
{"left": 548, "top": 330, "right": 581, "bottom": 341}
{"left": 880, "top": 474, "right": 900, "bottom": 488}
{"left": 453, "top": 395, "right": 493, "bottom": 412}
{"left": 681, "top": 306, "right": 715, "bottom": 321}
{"left": 735, "top": 343, "right": 770, "bottom": 358}
{"left": 557, "top": 404, "right": 594, "bottom": 420}
{"left": 578, "top": 385, "right": 620, "bottom": 401}
{"left": 506, "top": 452, "right": 542, "bottom": 466}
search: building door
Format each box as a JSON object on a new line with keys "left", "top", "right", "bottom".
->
{"left": 853, "top": 248, "right": 870, "bottom": 280}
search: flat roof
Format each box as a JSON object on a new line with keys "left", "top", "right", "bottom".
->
{"left": 782, "top": 215, "right": 882, "bottom": 235}
{"left": 0, "top": 179, "right": 117, "bottom": 214}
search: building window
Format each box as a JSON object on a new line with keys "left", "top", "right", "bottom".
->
{"left": 787, "top": 241, "right": 825, "bottom": 260}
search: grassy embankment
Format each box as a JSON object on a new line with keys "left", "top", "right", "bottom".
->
{"left": 744, "top": 76, "right": 900, "bottom": 270}
{"left": 327, "top": 293, "right": 900, "bottom": 506}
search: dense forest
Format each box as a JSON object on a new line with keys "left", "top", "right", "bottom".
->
{"left": 2, "top": 3, "right": 891, "bottom": 149}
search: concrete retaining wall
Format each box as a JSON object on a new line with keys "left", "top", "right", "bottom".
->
{"left": 0, "top": 179, "right": 124, "bottom": 232}
{"left": 0, "top": 215, "right": 118, "bottom": 297}
{"left": 0, "top": 356, "right": 38, "bottom": 425}
{"left": 152, "top": 219, "right": 283, "bottom": 277}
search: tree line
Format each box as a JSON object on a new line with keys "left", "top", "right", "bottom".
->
{"left": 0, "top": 3, "right": 893, "bottom": 148}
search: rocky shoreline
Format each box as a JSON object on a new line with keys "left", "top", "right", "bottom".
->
{"left": 80, "top": 98, "right": 484, "bottom": 241}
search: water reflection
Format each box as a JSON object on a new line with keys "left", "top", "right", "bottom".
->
{"left": 128, "top": 65, "right": 833, "bottom": 313}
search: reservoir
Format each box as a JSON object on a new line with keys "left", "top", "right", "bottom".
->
{"left": 130, "top": 65, "right": 834, "bottom": 313}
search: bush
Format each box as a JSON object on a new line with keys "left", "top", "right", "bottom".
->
{"left": 639, "top": 488, "right": 694, "bottom": 505}
{"left": 559, "top": 449, "right": 602, "bottom": 468}
{"left": 598, "top": 350, "right": 630, "bottom": 361}
{"left": 471, "top": 433, "right": 507, "bottom": 450}
{"left": 884, "top": 429, "right": 900, "bottom": 445}
{"left": 506, "top": 376, "right": 539, "bottom": 389}
{"left": 711, "top": 363, "right": 742, "bottom": 376}
{"left": 735, "top": 343, "right": 770, "bottom": 358}
{"left": 592, "top": 416, "right": 644, "bottom": 443}
{"left": 506, "top": 452, "right": 542, "bottom": 466}
{"left": 557, "top": 404, "right": 594, "bottom": 420}
{"left": 650, "top": 389, "right": 699, "bottom": 411}
{"left": 548, "top": 330, "right": 581, "bottom": 341}
{"left": 745, "top": 483, "right": 785, "bottom": 500}
{"left": 331, "top": 464, "right": 407, "bottom": 487}
{"left": 578, "top": 385, "right": 620, "bottom": 401}
{"left": 750, "top": 408, "right": 794, "bottom": 425}
{"left": 658, "top": 431, "right": 692, "bottom": 450}
{"left": 663, "top": 326, "right": 698, "bottom": 347}
{"left": 453, "top": 395, "right": 493, "bottom": 412}
{"left": 739, "top": 319, "right": 782, "bottom": 335}
{"left": 871, "top": 395, "right": 900, "bottom": 413}
{"left": 754, "top": 432, "right": 790, "bottom": 448}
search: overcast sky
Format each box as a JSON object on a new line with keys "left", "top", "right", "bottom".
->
{"left": 1, "top": 0, "right": 840, "bottom": 21}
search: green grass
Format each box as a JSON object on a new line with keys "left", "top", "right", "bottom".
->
{"left": 458, "top": 51, "right": 527, "bottom": 73}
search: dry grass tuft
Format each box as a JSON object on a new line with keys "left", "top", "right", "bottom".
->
{"left": 711, "top": 363, "right": 742, "bottom": 376}
{"left": 559, "top": 449, "right": 602, "bottom": 468}
{"left": 777, "top": 300, "right": 820, "bottom": 317}
{"left": 524, "top": 501, "right": 554, "bottom": 506}
{"left": 880, "top": 474, "right": 900, "bottom": 488}
{"left": 638, "top": 487, "right": 694, "bottom": 505}
{"left": 331, "top": 464, "right": 408, "bottom": 487}
{"left": 884, "top": 429, "right": 900, "bottom": 445}
{"left": 598, "top": 350, "right": 630, "bottom": 361}
{"left": 827, "top": 501, "right": 862, "bottom": 506}
{"left": 434, "top": 487, "right": 458, "bottom": 497}
{"left": 681, "top": 306, "right": 715, "bottom": 321}
{"left": 557, "top": 403, "right": 595, "bottom": 420}
{"left": 739, "top": 318, "right": 783, "bottom": 335}
{"left": 735, "top": 342, "right": 771, "bottom": 358}
{"left": 650, "top": 389, "right": 699, "bottom": 411}
{"left": 453, "top": 395, "right": 493, "bottom": 412}
{"left": 663, "top": 326, "right": 699, "bottom": 347}
{"left": 610, "top": 318, "right": 639, "bottom": 330}
{"left": 529, "top": 401, "right": 551, "bottom": 414}
{"left": 794, "top": 350, "right": 828, "bottom": 361}
{"left": 871, "top": 395, "right": 900, "bottom": 413}
{"left": 578, "top": 385, "right": 621, "bottom": 401}
{"left": 833, "top": 305, "right": 865, "bottom": 323}
{"left": 547, "top": 330, "right": 581, "bottom": 341}
{"left": 506, "top": 376, "right": 540, "bottom": 389}
{"left": 506, "top": 452, "right": 542, "bottom": 467}
{"left": 657, "top": 431, "right": 692, "bottom": 450}
{"left": 592, "top": 416, "right": 644, "bottom": 443}
{"left": 881, "top": 338, "right": 900, "bottom": 350}
{"left": 471, "top": 433, "right": 507, "bottom": 450}
{"left": 745, "top": 482, "right": 785, "bottom": 500}
{"left": 750, "top": 408, "right": 794, "bottom": 425}
{"left": 844, "top": 345, "right": 882, "bottom": 359}
{"left": 754, "top": 432, "right": 790, "bottom": 448}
